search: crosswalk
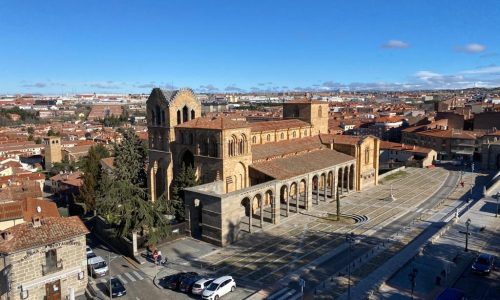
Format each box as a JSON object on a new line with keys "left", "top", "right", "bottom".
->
{"left": 267, "top": 287, "right": 302, "bottom": 300}
{"left": 97, "top": 270, "right": 146, "bottom": 284}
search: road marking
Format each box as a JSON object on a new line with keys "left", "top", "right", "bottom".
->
{"left": 416, "top": 208, "right": 423, "bottom": 213}
{"left": 132, "top": 271, "right": 144, "bottom": 280}
{"left": 124, "top": 272, "right": 136, "bottom": 282}
{"left": 116, "top": 274, "right": 127, "bottom": 284}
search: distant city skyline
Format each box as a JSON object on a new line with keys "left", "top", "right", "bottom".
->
{"left": 0, "top": 0, "right": 499, "bottom": 94}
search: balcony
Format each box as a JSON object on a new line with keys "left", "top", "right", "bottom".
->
{"left": 42, "top": 259, "right": 63, "bottom": 275}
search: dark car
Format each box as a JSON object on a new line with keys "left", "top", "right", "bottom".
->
{"left": 165, "top": 272, "right": 198, "bottom": 290}
{"left": 105, "top": 278, "right": 127, "bottom": 298}
{"left": 472, "top": 253, "right": 495, "bottom": 274}
{"left": 179, "top": 275, "right": 204, "bottom": 293}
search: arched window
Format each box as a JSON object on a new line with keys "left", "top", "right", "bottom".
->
{"left": 292, "top": 131, "right": 296, "bottom": 138}
{"left": 365, "top": 148, "right": 370, "bottom": 164}
{"left": 151, "top": 110, "right": 156, "bottom": 125}
{"left": 182, "top": 106, "right": 189, "bottom": 122}
{"left": 210, "top": 137, "right": 218, "bottom": 157}
{"left": 177, "top": 110, "right": 181, "bottom": 124}
{"left": 304, "top": 130, "right": 307, "bottom": 136}
{"left": 191, "top": 109, "right": 195, "bottom": 120}
{"left": 266, "top": 134, "right": 270, "bottom": 142}
{"left": 239, "top": 139, "right": 244, "bottom": 154}
{"left": 252, "top": 136, "right": 256, "bottom": 144}
{"left": 180, "top": 132, "right": 185, "bottom": 144}
{"left": 161, "top": 110, "right": 165, "bottom": 125}
{"left": 155, "top": 105, "right": 161, "bottom": 125}
{"left": 280, "top": 132, "right": 284, "bottom": 140}
{"left": 318, "top": 106, "right": 323, "bottom": 118}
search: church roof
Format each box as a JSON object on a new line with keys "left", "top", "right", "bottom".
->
{"left": 149, "top": 88, "right": 196, "bottom": 106}
{"left": 251, "top": 148, "right": 354, "bottom": 180}
{"left": 252, "top": 136, "right": 325, "bottom": 162}
{"left": 249, "top": 119, "right": 311, "bottom": 132}
{"left": 176, "top": 116, "right": 248, "bottom": 130}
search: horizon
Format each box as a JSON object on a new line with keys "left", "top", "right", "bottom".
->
{"left": 1, "top": 0, "right": 499, "bottom": 94}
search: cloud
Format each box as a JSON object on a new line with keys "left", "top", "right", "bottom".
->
{"left": 22, "top": 82, "right": 47, "bottom": 88}
{"left": 134, "top": 82, "right": 157, "bottom": 89}
{"left": 199, "top": 84, "right": 218, "bottom": 92}
{"left": 21, "top": 80, "right": 66, "bottom": 88}
{"left": 86, "top": 81, "right": 122, "bottom": 89}
{"left": 250, "top": 87, "right": 261, "bottom": 91}
{"left": 460, "top": 65, "right": 500, "bottom": 75}
{"left": 480, "top": 52, "right": 498, "bottom": 58}
{"left": 382, "top": 40, "right": 409, "bottom": 49}
{"left": 322, "top": 81, "right": 345, "bottom": 90}
{"left": 224, "top": 85, "right": 245, "bottom": 92}
{"left": 455, "top": 43, "right": 486, "bottom": 53}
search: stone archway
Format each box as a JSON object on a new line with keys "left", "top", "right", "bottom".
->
{"left": 280, "top": 185, "right": 289, "bottom": 217}
{"left": 234, "top": 162, "right": 246, "bottom": 191}
{"left": 338, "top": 168, "right": 343, "bottom": 195}
{"left": 349, "top": 164, "right": 355, "bottom": 191}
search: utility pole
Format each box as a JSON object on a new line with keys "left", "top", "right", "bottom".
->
{"left": 496, "top": 192, "right": 499, "bottom": 218}
{"left": 108, "top": 252, "right": 112, "bottom": 299}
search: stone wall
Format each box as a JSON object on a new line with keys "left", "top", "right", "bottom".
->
{"left": 4, "top": 235, "right": 87, "bottom": 300}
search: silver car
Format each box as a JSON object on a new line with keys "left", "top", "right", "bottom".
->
{"left": 192, "top": 278, "right": 214, "bottom": 295}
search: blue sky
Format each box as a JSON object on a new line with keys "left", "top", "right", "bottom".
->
{"left": 0, "top": 0, "right": 499, "bottom": 94}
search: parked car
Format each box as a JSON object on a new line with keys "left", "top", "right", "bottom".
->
{"left": 165, "top": 272, "right": 198, "bottom": 290}
{"left": 179, "top": 275, "right": 204, "bottom": 293}
{"left": 105, "top": 277, "right": 127, "bottom": 298}
{"left": 87, "top": 256, "right": 108, "bottom": 278}
{"left": 472, "top": 253, "right": 495, "bottom": 274}
{"left": 86, "top": 246, "right": 95, "bottom": 259}
{"left": 202, "top": 276, "right": 236, "bottom": 300}
{"left": 192, "top": 278, "right": 214, "bottom": 295}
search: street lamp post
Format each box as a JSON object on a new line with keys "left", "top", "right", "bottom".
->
{"left": 465, "top": 218, "right": 471, "bottom": 252}
{"left": 495, "top": 192, "right": 499, "bottom": 218}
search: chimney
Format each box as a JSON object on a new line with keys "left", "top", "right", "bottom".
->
{"left": 1, "top": 231, "right": 12, "bottom": 241}
{"left": 32, "top": 216, "right": 42, "bottom": 228}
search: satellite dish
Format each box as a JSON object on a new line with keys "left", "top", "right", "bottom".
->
{"left": 36, "top": 206, "right": 42, "bottom": 213}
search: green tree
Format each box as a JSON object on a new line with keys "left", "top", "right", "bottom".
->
{"left": 47, "top": 129, "right": 57, "bottom": 136}
{"left": 96, "top": 129, "right": 169, "bottom": 244}
{"left": 77, "top": 145, "right": 110, "bottom": 212}
{"left": 113, "top": 129, "right": 148, "bottom": 187}
{"left": 27, "top": 127, "right": 35, "bottom": 135}
{"left": 170, "top": 163, "right": 199, "bottom": 221}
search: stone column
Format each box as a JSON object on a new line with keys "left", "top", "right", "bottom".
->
{"left": 249, "top": 202, "right": 253, "bottom": 233}
{"left": 273, "top": 195, "right": 280, "bottom": 224}
{"left": 346, "top": 168, "right": 350, "bottom": 193}
{"left": 295, "top": 184, "right": 299, "bottom": 213}
{"left": 286, "top": 187, "right": 290, "bottom": 217}
{"left": 323, "top": 177, "right": 328, "bottom": 201}
{"left": 260, "top": 200, "right": 264, "bottom": 228}
{"left": 306, "top": 177, "right": 313, "bottom": 209}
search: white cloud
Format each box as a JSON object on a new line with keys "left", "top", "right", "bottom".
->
{"left": 382, "top": 40, "right": 409, "bottom": 49}
{"left": 460, "top": 65, "right": 500, "bottom": 75}
{"left": 456, "top": 43, "right": 486, "bottom": 53}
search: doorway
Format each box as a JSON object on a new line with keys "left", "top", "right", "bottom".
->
{"left": 45, "top": 279, "right": 61, "bottom": 300}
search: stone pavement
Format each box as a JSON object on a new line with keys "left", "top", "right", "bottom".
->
{"left": 373, "top": 187, "right": 500, "bottom": 299}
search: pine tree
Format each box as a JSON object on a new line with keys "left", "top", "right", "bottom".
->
{"left": 77, "top": 145, "right": 109, "bottom": 212}
{"left": 171, "top": 163, "right": 199, "bottom": 221}
{"left": 113, "top": 129, "right": 148, "bottom": 187}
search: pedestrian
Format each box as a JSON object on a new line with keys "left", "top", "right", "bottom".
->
{"left": 157, "top": 250, "right": 163, "bottom": 265}
{"left": 153, "top": 250, "right": 158, "bottom": 265}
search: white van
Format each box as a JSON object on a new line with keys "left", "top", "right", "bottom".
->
{"left": 88, "top": 256, "right": 108, "bottom": 278}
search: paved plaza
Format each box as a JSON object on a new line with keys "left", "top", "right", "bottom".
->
{"left": 127, "top": 167, "right": 493, "bottom": 300}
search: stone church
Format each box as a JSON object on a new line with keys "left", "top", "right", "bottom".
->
{"left": 146, "top": 88, "right": 380, "bottom": 246}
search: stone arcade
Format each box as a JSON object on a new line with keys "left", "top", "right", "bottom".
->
{"left": 146, "top": 88, "right": 380, "bottom": 246}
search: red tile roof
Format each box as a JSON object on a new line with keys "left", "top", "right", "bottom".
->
{"left": 251, "top": 149, "right": 354, "bottom": 180}
{"left": 0, "top": 216, "right": 88, "bottom": 254}
{"left": 22, "top": 198, "right": 60, "bottom": 221}
{"left": 380, "top": 141, "right": 433, "bottom": 154}
{"left": 249, "top": 119, "right": 311, "bottom": 132}
{"left": 252, "top": 136, "right": 325, "bottom": 162}
{"left": 286, "top": 98, "right": 326, "bottom": 104}
{"left": 176, "top": 117, "right": 248, "bottom": 130}
{"left": 0, "top": 202, "right": 23, "bottom": 222}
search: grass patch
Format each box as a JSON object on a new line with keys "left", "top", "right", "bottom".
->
{"left": 380, "top": 170, "right": 408, "bottom": 183}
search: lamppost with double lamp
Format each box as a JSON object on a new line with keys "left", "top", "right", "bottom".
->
{"left": 495, "top": 192, "right": 499, "bottom": 218}
{"left": 346, "top": 232, "right": 359, "bottom": 300}
{"left": 465, "top": 218, "right": 471, "bottom": 252}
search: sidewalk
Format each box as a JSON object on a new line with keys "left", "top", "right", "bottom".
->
{"left": 376, "top": 192, "right": 500, "bottom": 299}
